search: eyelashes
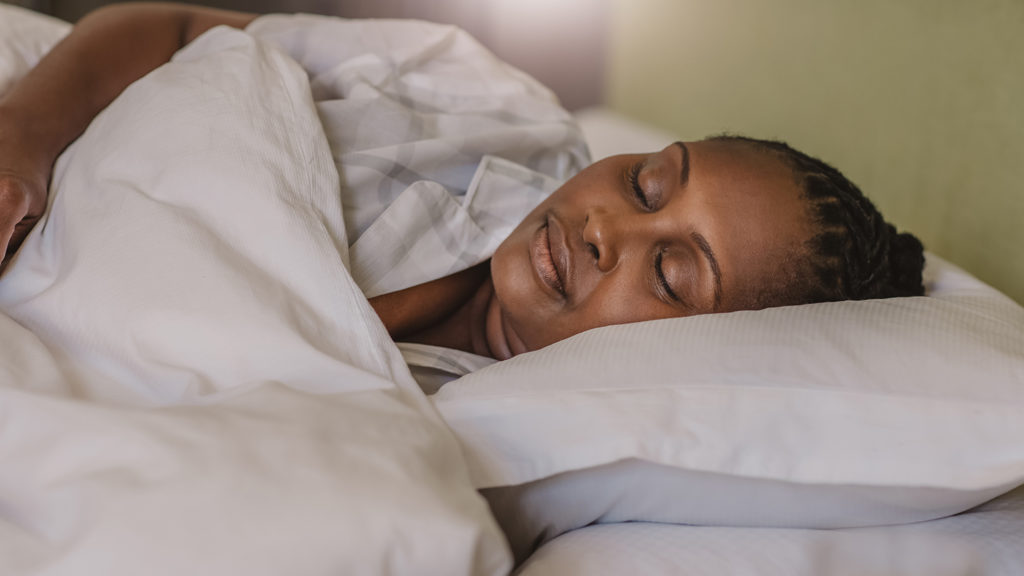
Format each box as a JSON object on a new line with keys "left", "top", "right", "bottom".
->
{"left": 623, "top": 159, "right": 685, "bottom": 306}
{"left": 655, "top": 250, "right": 681, "bottom": 303}
{"left": 627, "top": 161, "right": 650, "bottom": 210}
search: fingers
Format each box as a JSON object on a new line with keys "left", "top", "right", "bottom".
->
{"left": 0, "top": 222, "right": 15, "bottom": 272}
{"left": 0, "top": 180, "right": 30, "bottom": 270}
{"left": 0, "top": 211, "right": 19, "bottom": 270}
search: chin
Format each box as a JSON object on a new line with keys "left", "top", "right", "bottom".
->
{"left": 489, "top": 240, "right": 537, "bottom": 354}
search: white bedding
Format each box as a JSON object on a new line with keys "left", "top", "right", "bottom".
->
{"left": 0, "top": 7, "right": 509, "bottom": 575}
{"left": 516, "top": 483, "right": 1024, "bottom": 576}
{"left": 3, "top": 5, "right": 1020, "bottom": 574}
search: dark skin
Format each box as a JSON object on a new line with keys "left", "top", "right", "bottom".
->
{"left": 385, "top": 141, "right": 814, "bottom": 359}
{"left": 0, "top": 4, "right": 815, "bottom": 362}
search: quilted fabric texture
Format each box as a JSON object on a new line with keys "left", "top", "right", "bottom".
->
{"left": 517, "top": 485, "right": 1024, "bottom": 576}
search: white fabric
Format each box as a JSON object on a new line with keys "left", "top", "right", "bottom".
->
{"left": 573, "top": 106, "right": 680, "bottom": 161}
{"left": 0, "top": 14, "right": 512, "bottom": 575}
{"left": 433, "top": 254, "right": 1024, "bottom": 560}
{"left": 390, "top": 107, "right": 684, "bottom": 390}
{"left": 516, "top": 484, "right": 1024, "bottom": 576}
{"left": 397, "top": 342, "right": 497, "bottom": 395}
{"left": 247, "top": 14, "right": 589, "bottom": 298}
{"left": 245, "top": 14, "right": 589, "bottom": 391}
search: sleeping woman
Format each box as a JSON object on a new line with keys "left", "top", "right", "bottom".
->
{"left": 0, "top": 3, "right": 925, "bottom": 371}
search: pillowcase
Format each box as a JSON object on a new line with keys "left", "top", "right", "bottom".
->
{"left": 432, "top": 254, "right": 1024, "bottom": 563}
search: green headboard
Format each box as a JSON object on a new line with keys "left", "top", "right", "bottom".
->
{"left": 607, "top": 0, "right": 1024, "bottom": 303}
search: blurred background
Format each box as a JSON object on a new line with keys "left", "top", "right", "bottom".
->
{"left": 7, "top": 0, "right": 1024, "bottom": 303}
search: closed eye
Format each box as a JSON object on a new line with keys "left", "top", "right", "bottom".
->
{"left": 627, "top": 161, "right": 650, "bottom": 210}
{"left": 655, "top": 251, "right": 681, "bottom": 303}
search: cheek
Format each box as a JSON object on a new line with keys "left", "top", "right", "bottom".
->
{"left": 572, "top": 265, "right": 691, "bottom": 332}
{"left": 490, "top": 235, "right": 549, "bottom": 340}
{"left": 501, "top": 270, "right": 680, "bottom": 352}
{"left": 490, "top": 238, "right": 532, "bottom": 311}
{"left": 580, "top": 284, "right": 673, "bottom": 329}
{"left": 491, "top": 239, "right": 579, "bottom": 351}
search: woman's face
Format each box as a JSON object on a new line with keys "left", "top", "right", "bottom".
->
{"left": 486, "top": 139, "right": 814, "bottom": 359}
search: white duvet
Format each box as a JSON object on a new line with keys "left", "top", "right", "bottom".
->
{"left": 0, "top": 9, "right": 509, "bottom": 576}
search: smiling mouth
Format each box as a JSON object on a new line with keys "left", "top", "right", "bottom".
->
{"left": 532, "top": 220, "right": 566, "bottom": 298}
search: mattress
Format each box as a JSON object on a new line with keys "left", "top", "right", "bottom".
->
{"left": 517, "top": 483, "right": 1024, "bottom": 576}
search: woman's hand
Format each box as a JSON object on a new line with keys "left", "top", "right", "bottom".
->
{"left": 0, "top": 112, "right": 50, "bottom": 271}
{"left": 0, "top": 169, "right": 47, "bottom": 270}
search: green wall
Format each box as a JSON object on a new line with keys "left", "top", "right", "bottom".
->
{"left": 607, "top": 0, "right": 1024, "bottom": 303}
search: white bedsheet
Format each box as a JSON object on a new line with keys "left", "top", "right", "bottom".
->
{"left": 517, "top": 484, "right": 1024, "bottom": 576}
{"left": 0, "top": 8, "right": 509, "bottom": 575}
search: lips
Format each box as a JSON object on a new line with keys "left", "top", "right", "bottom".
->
{"left": 531, "top": 214, "right": 570, "bottom": 299}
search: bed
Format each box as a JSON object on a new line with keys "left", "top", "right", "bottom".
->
{"left": 1, "top": 5, "right": 1022, "bottom": 575}
{"left": 515, "top": 484, "right": 1024, "bottom": 576}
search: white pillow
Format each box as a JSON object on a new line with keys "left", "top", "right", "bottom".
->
{"left": 432, "top": 254, "right": 1024, "bottom": 562}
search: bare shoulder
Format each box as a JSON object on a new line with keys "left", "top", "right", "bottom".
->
{"left": 83, "top": 3, "right": 257, "bottom": 45}
{"left": 180, "top": 4, "right": 259, "bottom": 44}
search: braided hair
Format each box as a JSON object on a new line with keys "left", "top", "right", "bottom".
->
{"left": 708, "top": 135, "right": 925, "bottom": 306}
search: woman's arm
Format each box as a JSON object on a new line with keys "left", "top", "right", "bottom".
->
{"left": 0, "top": 2, "right": 256, "bottom": 268}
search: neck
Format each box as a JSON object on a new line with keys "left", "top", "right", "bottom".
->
{"left": 368, "top": 262, "right": 495, "bottom": 358}
{"left": 404, "top": 273, "right": 495, "bottom": 358}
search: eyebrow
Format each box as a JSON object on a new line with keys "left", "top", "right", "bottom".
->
{"left": 690, "top": 231, "right": 723, "bottom": 311}
{"left": 673, "top": 141, "right": 690, "bottom": 187}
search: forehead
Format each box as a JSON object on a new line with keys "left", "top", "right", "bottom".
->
{"left": 687, "top": 139, "right": 799, "bottom": 198}
{"left": 684, "top": 139, "right": 813, "bottom": 309}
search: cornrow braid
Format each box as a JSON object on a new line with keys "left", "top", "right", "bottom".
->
{"left": 708, "top": 135, "right": 925, "bottom": 304}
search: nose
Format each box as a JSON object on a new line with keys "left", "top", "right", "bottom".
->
{"left": 582, "top": 208, "right": 622, "bottom": 273}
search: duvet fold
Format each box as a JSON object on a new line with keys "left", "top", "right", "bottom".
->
{"left": 0, "top": 18, "right": 510, "bottom": 576}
